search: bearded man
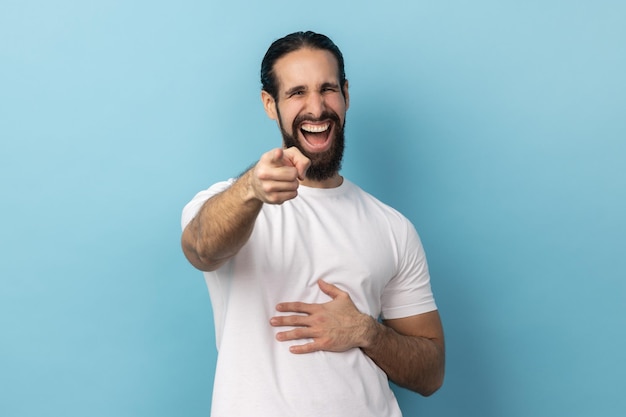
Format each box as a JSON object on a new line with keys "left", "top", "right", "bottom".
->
{"left": 181, "top": 31, "right": 445, "bottom": 417}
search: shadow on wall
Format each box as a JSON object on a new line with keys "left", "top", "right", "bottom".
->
{"left": 348, "top": 89, "right": 502, "bottom": 417}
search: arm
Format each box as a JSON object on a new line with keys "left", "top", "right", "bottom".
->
{"left": 181, "top": 147, "right": 310, "bottom": 271}
{"left": 362, "top": 311, "right": 445, "bottom": 396}
{"left": 270, "top": 280, "right": 445, "bottom": 396}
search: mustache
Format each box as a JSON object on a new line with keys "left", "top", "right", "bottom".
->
{"left": 293, "top": 110, "right": 341, "bottom": 127}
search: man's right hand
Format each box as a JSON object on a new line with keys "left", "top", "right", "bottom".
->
{"left": 181, "top": 146, "right": 310, "bottom": 271}
{"left": 249, "top": 147, "right": 310, "bottom": 204}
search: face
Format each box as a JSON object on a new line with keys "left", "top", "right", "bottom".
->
{"left": 262, "top": 48, "right": 349, "bottom": 182}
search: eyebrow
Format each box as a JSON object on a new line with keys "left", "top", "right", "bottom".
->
{"left": 321, "top": 82, "right": 340, "bottom": 90}
{"left": 283, "top": 82, "right": 341, "bottom": 97}
{"left": 284, "top": 85, "right": 306, "bottom": 97}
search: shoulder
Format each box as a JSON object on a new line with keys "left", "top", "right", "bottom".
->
{"left": 345, "top": 180, "right": 414, "bottom": 228}
{"left": 180, "top": 179, "right": 235, "bottom": 230}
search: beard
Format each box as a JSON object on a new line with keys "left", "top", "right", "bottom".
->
{"left": 277, "top": 109, "right": 346, "bottom": 182}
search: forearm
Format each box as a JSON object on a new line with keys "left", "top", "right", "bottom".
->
{"left": 361, "top": 318, "right": 445, "bottom": 396}
{"left": 182, "top": 170, "right": 262, "bottom": 271}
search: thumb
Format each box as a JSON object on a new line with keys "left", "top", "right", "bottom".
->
{"left": 317, "top": 279, "right": 344, "bottom": 299}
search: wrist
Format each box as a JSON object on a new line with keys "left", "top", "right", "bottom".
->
{"left": 359, "top": 314, "right": 385, "bottom": 350}
{"left": 238, "top": 169, "right": 263, "bottom": 204}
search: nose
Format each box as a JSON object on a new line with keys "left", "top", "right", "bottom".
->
{"left": 305, "top": 92, "right": 325, "bottom": 118}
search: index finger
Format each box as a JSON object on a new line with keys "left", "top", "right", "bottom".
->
{"left": 282, "top": 147, "right": 311, "bottom": 180}
{"left": 275, "top": 301, "right": 315, "bottom": 314}
{"left": 265, "top": 147, "right": 286, "bottom": 166}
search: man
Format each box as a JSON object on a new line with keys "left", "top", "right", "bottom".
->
{"left": 181, "top": 31, "right": 444, "bottom": 417}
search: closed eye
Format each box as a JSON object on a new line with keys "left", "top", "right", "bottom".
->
{"left": 320, "top": 82, "right": 340, "bottom": 93}
{"left": 285, "top": 86, "right": 306, "bottom": 98}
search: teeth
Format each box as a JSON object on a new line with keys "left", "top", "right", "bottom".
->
{"left": 301, "top": 123, "right": 330, "bottom": 133}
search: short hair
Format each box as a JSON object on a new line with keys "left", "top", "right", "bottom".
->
{"left": 261, "top": 31, "right": 347, "bottom": 101}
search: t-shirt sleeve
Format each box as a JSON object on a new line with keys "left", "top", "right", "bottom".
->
{"left": 380, "top": 221, "right": 437, "bottom": 320}
{"left": 180, "top": 179, "right": 236, "bottom": 231}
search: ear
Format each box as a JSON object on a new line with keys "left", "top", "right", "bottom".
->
{"left": 261, "top": 90, "right": 278, "bottom": 120}
{"left": 342, "top": 80, "right": 350, "bottom": 110}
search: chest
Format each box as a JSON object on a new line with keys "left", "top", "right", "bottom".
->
{"left": 236, "top": 199, "right": 402, "bottom": 315}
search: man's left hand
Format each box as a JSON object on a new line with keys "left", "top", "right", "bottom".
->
{"left": 269, "top": 279, "right": 375, "bottom": 354}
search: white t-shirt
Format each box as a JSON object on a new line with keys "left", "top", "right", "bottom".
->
{"left": 181, "top": 178, "right": 437, "bottom": 417}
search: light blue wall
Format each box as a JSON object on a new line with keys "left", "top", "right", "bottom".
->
{"left": 1, "top": 1, "right": 624, "bottom": 416}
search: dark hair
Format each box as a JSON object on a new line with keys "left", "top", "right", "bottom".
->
{"left": 261, "top": 31, "right": 347, "bottom": 101}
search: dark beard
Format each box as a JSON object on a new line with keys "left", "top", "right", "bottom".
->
{"left": 277, "top": 109, "right": 346, "bottom": 182}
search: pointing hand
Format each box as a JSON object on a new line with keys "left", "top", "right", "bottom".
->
{"left": 250, "top": 147, "right": 310, "bottom": 204}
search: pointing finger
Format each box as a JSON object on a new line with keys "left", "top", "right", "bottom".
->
{"left": 283, "top": 147, "right": 311, "bottom": 180}
{"left": 269, "top": 148, "right": 285, "bottom": 166}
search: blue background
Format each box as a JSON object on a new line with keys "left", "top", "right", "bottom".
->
{"left": 1, "top": 1, "right": 624, "bottom": 416}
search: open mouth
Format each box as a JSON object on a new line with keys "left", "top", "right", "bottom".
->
{"left": 300, "top": 122, "right": 332, "bottom": 151}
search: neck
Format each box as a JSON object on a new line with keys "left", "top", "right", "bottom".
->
{"left": 299, "top": 173, "right": 343, "bottom": 188}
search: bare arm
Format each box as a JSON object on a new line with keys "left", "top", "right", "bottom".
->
{"left": 181, "top": 171, "right": 262, "bottom": 271}
{"left": 362, "top": 311, "right": 445, "bottom": 396}
{"left": 270, "top": 280, "right": 445, "bottom": 396}
{"left": 181, "top": 147, "right": 310, "bottom": 271}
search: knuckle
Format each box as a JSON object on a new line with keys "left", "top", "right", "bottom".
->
{"left": 318, "top": 339, "right": 331, "bottom": 350}
{"left": 261, "top": 183, "right": 273, "bottom": 194}
{"left": 255, "top": 165, "right": 270, "bottom": 179}
{"left": 312, "top": 315, "right": 326, "bottom": 326}
{"left": 265, "top": 194, "right": 281, "bottom": 204}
